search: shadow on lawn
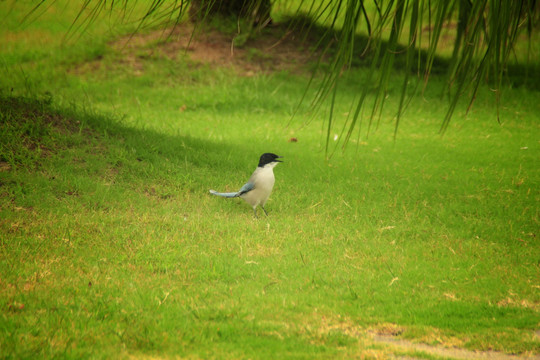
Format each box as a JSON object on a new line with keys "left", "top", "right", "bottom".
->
{"left": 278, "top": 14, "right": 540, "bottom": 91}
{"left": 0, "top": 93, "right": 248, "bottom": 180}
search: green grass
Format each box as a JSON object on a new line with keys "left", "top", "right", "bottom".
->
{"left": 1, "top": 1, "right": 539, "bottom": 359}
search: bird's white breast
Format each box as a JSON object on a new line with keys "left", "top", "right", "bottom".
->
{"left": 240, "top": 165, "right": 276, "bottom": 207}
{"left": 253, "top": 165, "right": 276, "bottom": 188}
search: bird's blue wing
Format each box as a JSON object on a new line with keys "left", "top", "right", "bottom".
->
{"left": 237, "top": 181, "right": 254, "bottom": 195}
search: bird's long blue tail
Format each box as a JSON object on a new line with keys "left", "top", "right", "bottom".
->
{"left": 209, "top": 190, "right": 240, "bottom": 198}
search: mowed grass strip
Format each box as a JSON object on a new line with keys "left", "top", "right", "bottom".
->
{"left": 1, "top": 86, "right": 538, "bottom": 359}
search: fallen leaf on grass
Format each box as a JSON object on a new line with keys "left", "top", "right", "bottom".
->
{"left": 8, "top": 302, "right": 25, "bottom": 311}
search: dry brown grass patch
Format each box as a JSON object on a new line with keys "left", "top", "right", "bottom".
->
{"left": 74, "top": 23, "right": 322, "bottom": 77}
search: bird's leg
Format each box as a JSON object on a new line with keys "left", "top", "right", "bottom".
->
{"left": 261, "top": 205, "right": 269, "bottom": 217}
{"left": 253, "top": 207, "right": 258, "bottom": 218}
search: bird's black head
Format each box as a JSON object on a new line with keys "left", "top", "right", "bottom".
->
{"left": 258, "top": 153, "right": 283, "bottom": 167}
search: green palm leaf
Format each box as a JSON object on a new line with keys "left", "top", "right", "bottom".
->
{"left": 31, "top": 0, "right": 539, "bottom": 153}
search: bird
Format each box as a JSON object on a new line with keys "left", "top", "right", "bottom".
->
{"left": 209, "top": 153, "right": 283, "bottom": 217}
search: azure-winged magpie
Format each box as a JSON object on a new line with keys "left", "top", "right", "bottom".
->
{"left": 209, "top": 153, "right": 282, "bottom": 217}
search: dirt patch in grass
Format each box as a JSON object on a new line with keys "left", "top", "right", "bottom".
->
{"left": 309, "top": 316, "right": 538, "bottom": 360}
{"left": 372, "top": 334, "right": 538, "bottom": 360}
{"left": 76, "top": 22, "right": 323, "bottom": 76}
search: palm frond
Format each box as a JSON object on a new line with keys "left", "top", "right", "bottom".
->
{"left": 28, "top": 0, "right": 539, "bottom": 153}
{"left": 299, "top": 0, "right": 538, "bottom": 152}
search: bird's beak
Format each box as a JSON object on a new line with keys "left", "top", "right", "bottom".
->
{"left": 275, "top": 156, "right": 283, "bottom": 162}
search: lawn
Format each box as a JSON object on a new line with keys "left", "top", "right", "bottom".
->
{"left": 1, "top": 1, "right": 539, "bottom": 359}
